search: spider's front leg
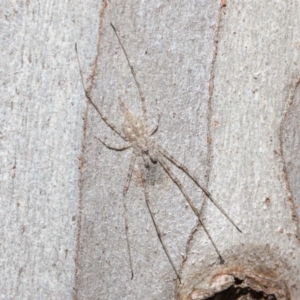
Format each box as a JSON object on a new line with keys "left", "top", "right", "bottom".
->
{"left": 75, "top": 43, "right": 128, "bottom": 141}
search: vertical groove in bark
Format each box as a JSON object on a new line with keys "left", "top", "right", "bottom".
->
{"left": 281, "top": 80, "right": 300, "bottom": 243}
{"left": 207, "top": 0, "right": 226, "bottom": 169}
{"left": 74, "top": 2, "right": 108, "bottom": 299}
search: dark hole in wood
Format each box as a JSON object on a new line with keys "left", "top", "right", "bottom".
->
{"left": 206, "top": 278, "right": 277, "bottom": 300}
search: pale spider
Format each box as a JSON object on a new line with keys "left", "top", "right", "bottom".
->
{"left": 75, "top": 23, "right": 241, "bottom": 282}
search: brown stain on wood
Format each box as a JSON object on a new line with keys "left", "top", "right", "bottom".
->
{"left": 74, "top": 1, "right": 108, "bottom": 299}
{"left": 280, "top": 79, "right": 300, "bottom": 243}
{"left": 89, "top": 1, "right": 108, "bottom": 88}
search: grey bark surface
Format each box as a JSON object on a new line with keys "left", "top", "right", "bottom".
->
{"left": 1, "top": 1, "right": 300, "bottom": 300}
{"left": 180, "top": 1, "right": 300, "bottom": 299}
{"left": 0, "top": 1, "right": 87, "bottom": 299}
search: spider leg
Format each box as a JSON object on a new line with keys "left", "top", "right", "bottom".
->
{"left": 157, "top": 154, "right": 225, "bottom": 264}
{"left": 122, "top": 193, "right": 134, "bottom": 279}
{"left": 110, "top": 23, "right": 149, "bottom": 129}
{"left": 123, "top": 151, "right": 136, "bottom": 197}
{"left": 149, "top": 99, "right": 161, "bottom": 136}
{"left": 121, "top": 152, "right": 136, "bottom": 279}
{"left": 156, "top": 144, "right": 242, "bottom": 233}
{"left": 94, "top": 136, "right": 131, "bottom": 151}
{"left": 137, "top": 157, "right": 181, "bottom": 282}
{"left": 75, "top": 43, "right": 128, "bottom": 141}
{"left": 122, "top": 195, "right": 133, "bottom": 279}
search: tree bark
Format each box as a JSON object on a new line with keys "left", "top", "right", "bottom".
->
{"left": 1, "top": 1, "right": 300, "bottom": 300}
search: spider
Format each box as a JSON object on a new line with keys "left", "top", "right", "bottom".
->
{"left": 75, "top": 23, "right": 241, "bottom": 283}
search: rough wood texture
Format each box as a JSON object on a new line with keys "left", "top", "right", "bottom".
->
{"left": 1, "top": 0, "right": 300, "bottom": 300}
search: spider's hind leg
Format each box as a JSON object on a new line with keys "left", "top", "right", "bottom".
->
{"left": 137, "top": 157, "right": 181, "bottom": 282}
{"left": 123, "top": 152, "right": 136, "bottom": 197}
{"left": 156, "top": 144, "right": 242, "bottom": 233}
{"left": 156, "top": 153, "right": 225, "bottom": 264}
{"left": 121, "top": 152, "right": 137, "bottom": 279}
